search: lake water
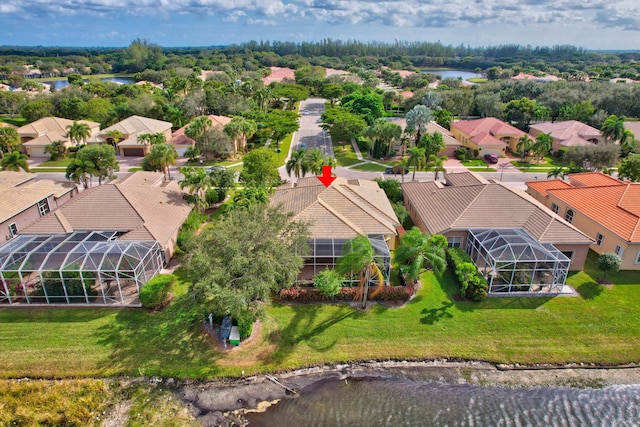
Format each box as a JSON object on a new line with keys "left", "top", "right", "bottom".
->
{"left": 422, "top": 69, "right": 479, "bottom": 82}
{"left": 48, "top": 77, "right": 135, "bottom": 90}
{"left": 246, "top": 376, "right": 640, "bottom": 426}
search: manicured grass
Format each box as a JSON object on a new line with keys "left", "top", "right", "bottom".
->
{"left": 39, "top": 158, "right": 73, "bottom": 167}
{"left": 468, "top": 167, "right": 496, "bottom": 172}
{"left": 1, "top": 252, "right": 640, "bottom": 379}
{"left": 128, "top": 167, "right": 143, "bottom": 172}
{"left": 274, "top": 132, "right": 293, "bottom": 168}
{"left": 184, "top": 159, "right": 241, "bottom": 167}
{"left": 0, "top": 115, "right": 26, "bottom": 127}
{"left": 30, "top": 167, "right": 67, "bottom": 173}
{"left": 461, "top": 159, "right": 487, "bottom": 167}
{"left": 333, "top": 144, "right": 360, "bottom": 166}
{"left": 467, "top": 78, "right": 488, "bottom": 83}
{"left": 351, "top": 162, "right": 387, "bottom": 172}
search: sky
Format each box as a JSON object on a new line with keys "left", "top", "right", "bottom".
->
{"left": 1, "top": 0, "right": 640, "bottom": 50}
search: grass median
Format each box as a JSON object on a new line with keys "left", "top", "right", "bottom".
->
{"left": 0, "top": 252, "right": 638, "bottom": 379}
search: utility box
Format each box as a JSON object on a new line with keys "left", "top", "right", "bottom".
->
{"left": 229, "top": 326, "right": 240, "bottom": 346}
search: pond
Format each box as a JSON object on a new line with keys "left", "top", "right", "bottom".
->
{"left": 421, "top": 68, "right": 480, "bottom": 82}
{"left": 47, "top": 76, "right": 135, "bottom": 90}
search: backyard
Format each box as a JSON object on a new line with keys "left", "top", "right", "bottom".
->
{"left": 0, "top": 252, "right": 638, "bottom": 379}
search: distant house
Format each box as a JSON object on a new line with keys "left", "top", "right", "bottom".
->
{"left": 93, "top": 115, "right": 173, "bottom": 157}
{"left": 450, "top": 117, "right": 527, "bottom": 156}
{"left": 17, "top": 117, "right": 100, "bottom": 157}
{"left": 529, "top": 121, "right": 602, "bottom": 153}
{"left": 0, "top": 172, "right": 192, "bottom": 306}
{"left": 0, "top": 171, "right": 78, "bottom": 242}
{"left": 403, "top": 172, "right": 592, "bottom": 294}
{"left": 270, "top": 177, "right": 401, "bottom": 284}
{"left": 170, "top": 115, "right": 232, "bottom": 156}
{"left": 527, "top": 172, "right": 640, "bottom": 270}
{"left": 388, "top": 118, "right": 461, "bottom": 157}
{"left": 511, "top": 72, "right": 560, "bottom": 83}
{"left": 262, "top": 67, "right": 296, "bottom": 85}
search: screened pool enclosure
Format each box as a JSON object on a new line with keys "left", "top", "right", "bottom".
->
{"left": 0, "top": 231, "right": 165, "bottom": 305}
{"left": 297, "top": 235, "right": 391, "bottom": 285}
{"left": 466, "top": 228, "right": 570, "bottom": 294}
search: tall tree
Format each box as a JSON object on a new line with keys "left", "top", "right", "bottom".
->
{"left": 285, "top": 148, "right": 310, "bottom": 178}
{"left": 429, "top": 154, "right": 448, "bottom": 181}
{"left": 405, "top": 105, "right": 433, "bottom": 146}
{"left": 0, "top": 127, "right": 21, "bottom": 156}
{"left": 336, "top": 235, "right": 386, "bottom": 309}
{"left": 65, "top": 121, "right": 91, "bottom": 146}
{"left": 239, "top": 147, "right": 281, "bottom": 189}
{"left": 406, "top": 146, "right": 425, "bottom": 181}
{"left": 516, "top": 134, "right": 534, "bottom": 162}
{"left": 1, "top": 151, "right": 29, "bottom": 172}
{"left": 75, "top": 144, "right": 119, "bottom": 185}
{"left": 137, "top": 132, "right": 166, "bottom": 146}
{"left": 44, "top": 140, "right": 66, "bottom": 161}
{"left": 419, "top": 131, "right": 445, "bottom": 159}
{"left": 143, "top": 143, "right": 178, "bottom": 181}
{"left": 264, "top": 109, "right": 299, "bottom": 147}
{"left": 532, "top": 132, "right": 553, "bottom": 163}
{"left": 320, "top": 107, "right": 367, "bottom": 148}
{"left": 393, "top": 228, "right": 447, "bottom": 282}
{"left": 65, "top": 157, "right": 95, "bottom": 189}
{"left": 185, "top": 116, "right": 213, "bottom": 141}
{"left": 188, "top": 204, "right": 309, "bottom": 326}
{"left": 618, "top": 154, "right": 640, "bottom": 182}
{"left": 600, "top": 114, "right": 626, "bottom": 144}
{"left": 179, "top": 167, "right": 211, "bottom": 212}
{"left": 223, "top": 117, "right": 257, "bottom": 154}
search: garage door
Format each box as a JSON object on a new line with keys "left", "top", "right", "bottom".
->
{"left": 27, "top": 146, "right": 48, "bottom": 157}
{"left": 122, "top": 148, "right": 145, "bottom": 157}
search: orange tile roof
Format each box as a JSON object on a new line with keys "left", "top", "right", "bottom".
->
{"left": 548, "top": 183, "right": 640, "bottom": 242}
{"left": 451, "top": 117, "right": 526, "bottom": 139}
{"left": 525, "top": 179, "right": 573, "bottom": 196}
{"left": 568, "top": 172, "right": 623, "bottom": 187}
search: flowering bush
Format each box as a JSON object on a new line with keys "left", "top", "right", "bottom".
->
{"left": 278, "top": 285, "right": 413, "bottom": 302}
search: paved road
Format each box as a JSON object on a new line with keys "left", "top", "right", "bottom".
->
{"left": 296, "top": 98, "right": 333, "bottom": 158}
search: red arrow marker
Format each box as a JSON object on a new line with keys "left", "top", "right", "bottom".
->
{"left": 317, "top": 165, "right": 336, "bottom": 188}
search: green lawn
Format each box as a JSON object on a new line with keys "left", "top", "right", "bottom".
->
{"left": 30, "top": 167, "right": 67, "bottom": 173}
{"left": 1, "top": 251, "right": 639, "bottom": 379}
{"left": 351, "top": 162, "right": 387, "bottom": 172}
{"left": 467, "top": 78, "right": 488, "bottom": 83}
{"left": 333, "top": 144, "right": 360, "bottom": 166}
{"left": 0, "top": 115, "right": 26, "bottom": 127}
{"left": 38, "top": 158, "right": 73, "bottom": 167}
{"left": 468, "top": 167, "right": 496, "bottom": 172}
{"left": 461, "top": 159, "right": 488, "bottom": 167}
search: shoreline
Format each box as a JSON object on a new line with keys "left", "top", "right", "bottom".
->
{"left": 173, "top": 360, "right": 640, "bottom": 425}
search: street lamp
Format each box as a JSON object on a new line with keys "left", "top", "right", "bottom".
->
{"left": 499, "top": 163, "right": 509, "bottom": 181}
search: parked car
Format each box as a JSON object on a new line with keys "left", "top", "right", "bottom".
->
{"left": 484, "top": 154, "right": 499, "bottom": 164}
{"left": 385, "top": 166, "right": 409, "bottom": 175}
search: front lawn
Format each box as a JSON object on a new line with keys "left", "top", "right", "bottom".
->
{"left": 38, "top": 158, "right": 73, "bottom": 167}
{"left": 333, "top": 144, "right": 360, "bottom": 166}
{"left": 1, "top": 253, "right": 639, "bottom": 379}
{"left": 461, "top": 159, "right": 488, "bottom": 167}
{"left": 351, "top": 162, "right": 387, "bottom": 172}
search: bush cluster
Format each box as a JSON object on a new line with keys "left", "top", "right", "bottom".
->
{"left": 279, "top": 285, "right": 413, "bottom": 302}
{"left": 139, "top": 274, "right": 176, "bottom": 309}
{"left": 446, "top": 248, "right": 488, "bottom": 301}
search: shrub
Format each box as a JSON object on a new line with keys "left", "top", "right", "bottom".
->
{"left": 313, "top": 269, "right": 343, "bottom": 298}
{"left": 139, "top": 274, "right": 175, "bottom": 309}
{"left": 454, "top": 146, "right": 469, "bottom": 161}
{"left": 181, "top": 210, "right": 207, "bottom": 232}
{"left": 278, "top": 285, "right": 412, "bottom": 302}
{"left": 446, "top": 248, "right": 488, "bottom": 301}
{"left": 176, "top": 231, "right": 196, "bottom": 252}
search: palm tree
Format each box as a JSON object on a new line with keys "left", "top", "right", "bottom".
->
{"left": 65, "top": 157, "right": 95, "bottom": 188}
{"left": 167, "top": 105, "right": 188, "bottom": 129}
{"left": 65, "top": 121, "right": 91, "bottom": 146}
{"left": 405, "top": 105, "right": 433, "bottom": 146}
{"left": 336, "top": 235, "right": 386, "bottom": 309}
{"left": 147, "top": 143, "right": 178, "bottom": 181}
{"left": 185, "top": 116, "right": 212, "bottom": 141}
{"left": 430, "top": 154, "right": 448, "bottom": 181}
{"left": 1, "top": 151, "right": 29, "bottom": 172}
{"left": 620, "top": 129, "right": 638, "bottom": 157}
{"left": 0, "top": 127, "right": 21, "bottom": 157}
{"left": 406, "top": 146, "right": 425, "bottom": 181}
{"left": 44, "top": 140, "right": 66, "bottom": 161}
{"left": 285, "top": 148, "right": 309, "bottom": 178}
{"left": 104, "top": 129, "right": 123, "bottom": 149}
{"left": 179, "top": 167, "right": 210, "bottom": 212}
{"left": 601, "top": 114, "right": 626, "bottom": 143}
{"left": 137, "top": 132, "right": 166, "bottom": 146}
{"left": 532, "top": 132, "right": 553, "bottom": 163}
{"left": 393, "top": 228, "right": 447, "bottom": 283}
{"left": 224, "top": 117, "right": 258, "bottom": 154}
{"left": 516, "top": 134, "right": 533, "bottom": 162}
{"left": 395, "top": 157, "right": 410, "bottom": 184}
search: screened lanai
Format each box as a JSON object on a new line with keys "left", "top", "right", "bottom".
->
{"left": 466, "top": 228, "right": 570, "bottom": 294}
{"left": 298, "top": 235, "right": 391, "bottom": 285}
{"left": 0, "top": 231, "right": 165, "bottom": 306}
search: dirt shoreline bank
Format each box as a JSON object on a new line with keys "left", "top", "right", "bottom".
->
{"left": 174, "top": 360, "right": 640, "bottom": 426}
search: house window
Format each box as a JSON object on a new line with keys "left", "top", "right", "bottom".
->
{"left": 562, "top": 251, "right": 573, "bottom": 261}
{"left": 565, "top": 209, "right": 574, "bottom": 224}
{"left": 550, "top": 203, "right": 559, "bottom": 214}
{"left": 615, "top": 245, "right": 624, "bottom": 257}
{"left": 595, "top": 233, "right": 604, "bottom": 247}
{"left": 8, "top": 223, "right": 17, "bottom": 237}
{"left": 635, "top": 251, "right": 640, "bottom": 265}
{"left": 447, "top": 236, "right": 462, "bottom": 248}
{"left": 37, "top": 199, "right": 50, "bottom": 217}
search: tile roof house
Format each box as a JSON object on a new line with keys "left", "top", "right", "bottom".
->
{"left": 170, "top": 115, "right": 232, "bottom": 156}
{"left": 0, "top": 171, "right": 79, "bottom": 242}
{"left": 450, "top": 117, "right": 527, "bottom": 156}
{"left": 403, "top": 172, "right": 592, "bottom": 294}
{"left": 388, "top": 118, "right": 461, "bottom": 157}
{"left": 529, "top": 121, "right": 602, "bottom": 153}
{"left": 22, "top": 171, "right": 191, "bottom": 261}
{"left": 270, "top": 177, "right": 401, "bottom": 283}
{"left": 93, "top": 115, "right": 173, "bottom": 157}
{"left": 17, "top": 117, "right": 100, "bottom": 157}
{"left": 527, "top": 172, "right": 640, "bottom": 270}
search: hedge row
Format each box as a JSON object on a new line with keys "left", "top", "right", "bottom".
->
{"left": 279, "top": 285, "right": 413, "bottom": 302}
{"left": 139, "top": 274, "right": 176, "bottom": 309}
{"left": 446, "top": 248, "right": 488, "bottom": 301}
